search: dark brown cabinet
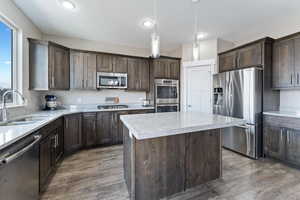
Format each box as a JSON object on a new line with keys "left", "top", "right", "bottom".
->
{"left": 264, "top": 115, "right": 300, "bottom": 167}
{"left": 70, "top": 51, "right": 97, "bottom": 90}
{"left": 96, "top": 112, "right": 114, "bottom": 145}
{"left": 285, "top": 128, "right": 300, "bottom": 166}
{"left": 49, "top": 43, "right": 70, "bottom": 90}
{"left": 263, "top": 125, "right": 285, "bottom": 160}
{"left": 39, "top": 118, "right": 64, "bottom": 192}
{"left": 273, "top": 39, "right": 294, "bottom": 89}
{"left": 153, "top": 58, "right": 180, "bottom": 79}
{"left": 97, "top": 54, "right": 128, "bottom": 73}
{"left": 237, "top": 43, "right": 262, "bottom": 68}
{"left": 127, "top": 58, "right": 150, "bottom": 91}
{"left": 83, "top": 113, "right": 97, "bottom": 147}
{"left": 113, "top": 56, "right": 128, "bottom": 73}
{"left": 64, "top": 114, "right": 83, "bottom": 154}
{"left": 219, "top": 51, "right": 237, "bottom": 72}
{"left": 96, "top": 54, "right": 114, "bottom": 72}
{"left": 29, "top": 39, "right": 70, "bottom": 90}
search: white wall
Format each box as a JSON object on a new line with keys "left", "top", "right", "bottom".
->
{"left": 0, "top": 0, "right": 43, "bottom": 118}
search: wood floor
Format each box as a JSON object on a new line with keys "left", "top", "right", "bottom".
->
{"left": 41, "top": 145, "right": 300, "bottom": 200}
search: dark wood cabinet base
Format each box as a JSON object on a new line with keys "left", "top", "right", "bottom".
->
{"left": 123, "top": 126, "right": 221, "bottom": 200}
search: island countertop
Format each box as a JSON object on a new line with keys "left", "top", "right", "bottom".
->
{"left": 120, "top": 111, "right": 245, "bottom": 140}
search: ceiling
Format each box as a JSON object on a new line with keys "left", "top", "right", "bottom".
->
{"left": 13, "top": 0, "right": 300, "bottom": 52}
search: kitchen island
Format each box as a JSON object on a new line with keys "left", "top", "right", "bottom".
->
{"left": 120, "top": 112, "right": 245, "bottom": 200}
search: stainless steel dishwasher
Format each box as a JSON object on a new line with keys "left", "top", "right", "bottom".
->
{"left": 0, "top": 132, "right": 41, "bottom": 200}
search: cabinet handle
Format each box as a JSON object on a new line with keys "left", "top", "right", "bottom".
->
{"left": 291, "top": 74, "right": 293, "bottom": 85}
{"left": 82, "top": 80, "right": 84, "bottom": 88}
{"left": 93, "top": 121, "right": 96, "bottom": 131}
{"left": 56, "top": 134, "right": 59, "bottom": 147}
{"left": 86, "top": 80, "right": 88, "bottom": 88}
{"left": 52, "top": 76, "right": 55, "bottom": 88}
{"left": 287, "top": 130, "right": 290, "bottom": 144}
{"left": 297, "top": 73, "right": 299, "bottom": 85}
{"left": 65, "top": 120, "right": 68, "bottom": 129}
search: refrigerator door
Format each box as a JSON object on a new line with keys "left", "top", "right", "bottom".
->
{"left": 213, "top": 73, "right": 226, "bottom": 115}
{"left": 222, "top": 124, "right": 257, "bottom": 158}
{"left": 226, "top": 68, "right": 262, "bottom": 124}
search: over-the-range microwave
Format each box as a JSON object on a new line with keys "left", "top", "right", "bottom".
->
{"left": 97, "top": 72, "right": 127, "bottom": 89}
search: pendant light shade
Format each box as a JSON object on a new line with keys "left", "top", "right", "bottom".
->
{"left": 151, "top": 32, "right": 160, "bottom": 58}
{"left": 193, "top": 40, "right": 200, "bottom": 61}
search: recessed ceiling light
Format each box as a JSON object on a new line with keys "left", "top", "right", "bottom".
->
{"left": 196, "top": 32, "right": 207, "bottom": 40}
{"left": 140, "top": 18, "right": 155, "bottom": 29}
{"left": 60, "top": 0, "right": 76, "bottom": 10}
{"left": 192, "top": 0, "right": 200, "bottom": 3}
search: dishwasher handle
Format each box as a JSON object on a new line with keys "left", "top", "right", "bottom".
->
{"left": 1, "top": 135, "right": 41, "bottom": 164}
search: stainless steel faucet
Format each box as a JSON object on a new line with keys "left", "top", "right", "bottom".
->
{"left": 0, "top": 89, "right": 26, "bottom": 123}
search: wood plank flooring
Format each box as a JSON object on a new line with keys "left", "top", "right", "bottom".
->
{"left": 41, "top": 145, "right": 300, "bottom": 200}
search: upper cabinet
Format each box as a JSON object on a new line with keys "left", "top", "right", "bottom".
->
{"left": 219, "top": 41, "right": 263, "bottom": 72}
{"left": 127, "top": 58, "right": 150, "bottom": 91}
{"left": 237, "top": 43, "right": 262, "bottom": 68}
{"left": 70, "top": 50, "right": 97, "bottom": 90}
{"left": 96, "top": 54, "right": 128, "bottom": 73}
{"left": 272, "top": 35, "right": 300, "bottom": 89}
{"left": 153, "top": 58, "right": 180, "bottom": 80}
{"left": 219, "top": 52, "right": 237, "bottom": 72}
{"left": 29, "top": 39, "right": 70, "bottom": 90}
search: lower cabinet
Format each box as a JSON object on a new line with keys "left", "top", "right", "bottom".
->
{"left": 285, "top": 128, "right": 300, "bottom": 166}
{"left": 64, "top": 113, "right": 83, "bottom": 154}
{"left": 264, "top": 115, "right": 300, "bottom": 167}
{"left": 83, "top": 113, "right": 97, "bottom": 147}
{"left": 263, "top": 125, "right": 285, "bottom": 160}
{"left": 39, "top": 118, "right": 64, "bottom": 192}
{"left": 96, "top": 112, "right": 115, "bottom": 145}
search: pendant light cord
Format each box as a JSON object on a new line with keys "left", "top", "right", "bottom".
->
{"left": 153, "top": 0, "right": 158, "bottom": 33}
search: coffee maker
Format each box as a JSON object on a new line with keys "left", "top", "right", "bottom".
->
{"left": 44, "top": 95, "right": 58, "bottom": 110}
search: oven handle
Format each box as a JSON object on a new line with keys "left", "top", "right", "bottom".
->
{"left": 0, "top": 135, "right": 41, "bottom": 164}
{"left": 156, "top": 104, "right": 179, "bottom": 107}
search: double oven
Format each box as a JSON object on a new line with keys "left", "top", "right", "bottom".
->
{"left": 155, "top": 79, "right": 179, "bottom": 112}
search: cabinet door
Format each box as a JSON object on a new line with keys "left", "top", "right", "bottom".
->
{"left": 116, "top": 111, "right": 129, "bottom": 144}
{"left": 237, "top": 43, "right": 262, "bottom": 68}
{"left": 96, "top": 112, "right": 113, "bottom": 145}
{"left": 70, "top": 51, "right": 84, "bottom": 89}
{"left": 83, "top": 113, "right": 97, "bottom": 147}
{"left": 294, "top": 38, "right": 300, "bottom": 87}
{"left": 272, "top": 40, "right": 294, "bottom": 88}
{"left": 218, "top": 51, "right": 237, "bottom": 72}
{"left": 153, "top": 59, "right": 166, "bottom": 78}
{"left": 113, "top": 56, "right": 128, "bottom": 73}
{"left": 84, "top": 53, "right": 97, "bottom": 89}
{"left": 140, "top": 59, "right": 150, "bottom": 91}
{"left": 263, "top": 126, "right": 285, "bottom": 160}
{"left": 286, "top": 128, "right": 300, "bottom": 166}
{"left": 39, "top": 134, "right": 55, "bottom": 191}
{"left": 127, "top": 58, "right": 138, "bottom": 90}
{"left": 96, "top": 54, "right": 113, "bottom": 72}
{"left": 169, "top": 60, "right": 180, "bottom": 80}
{"left": 49, "top": 44, "right": 70, "bottom": 90}
{"left": 55, "top": 125, "right": 64, "bottom": 163}
{"left": 64, "top": 114, "right": 82, "bottom": 154}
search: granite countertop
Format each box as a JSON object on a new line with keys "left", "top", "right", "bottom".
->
{"left": 263, "top": 110, "right": 300, "bottom": 119}
{"left": 0, "top": 104, "right": 154, "bottom": 150}
{"left": 120, "top": 112, "right": 245, "bottom": 140}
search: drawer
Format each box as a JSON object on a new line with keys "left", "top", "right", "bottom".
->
{"left": 263, "top": 115, "right": 300, "bottom": 130}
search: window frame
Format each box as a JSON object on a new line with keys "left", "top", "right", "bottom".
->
{"left": 0, "top": 15, "right": 23, "bottom": 108}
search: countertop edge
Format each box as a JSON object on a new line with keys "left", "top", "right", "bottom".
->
{"left": 263, "top": 111, "right": 300, "bottom": 119}
{"left": 0, "top": 106, "right": 155, "bottom": 150}
{"left": 121, "top": 117, "right": 245, "bottom": 140}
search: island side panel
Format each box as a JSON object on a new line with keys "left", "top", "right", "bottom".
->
{"left": 123, "top": 125, "right": 136, "bottom": 199}
{"left": 134, "top": 134, "right": 186, "bottom": 200}
{"left": 185, "top": 129, "right": 222, "bottom": 189}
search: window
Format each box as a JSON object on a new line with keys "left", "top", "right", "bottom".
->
{"left": 0, "top": 17, "right": 20, "bottom": 106}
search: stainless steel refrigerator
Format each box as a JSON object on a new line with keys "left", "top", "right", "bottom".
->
{"left": 213, "top": 67, "right": 263, "bottom": 159}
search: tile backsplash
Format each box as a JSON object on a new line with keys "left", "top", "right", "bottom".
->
{"left": 280, "top": 90, "right": 300, "bottom": 111}
{"left": 39, "top": 90, "right": 146, "bottom": 107}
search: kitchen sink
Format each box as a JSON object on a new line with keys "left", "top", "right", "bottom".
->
{"left": 97, "top": 105, "right": 129, "bottom": 110}
{"left": 0, "top": 116, "right": 48, "bottom": 126}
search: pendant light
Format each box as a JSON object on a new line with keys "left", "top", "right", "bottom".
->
{"left": 192, "top": 1, "right": 200, "bottom": 61}
{"left": 151, "top": 0, "right": 160, "bottom": 58}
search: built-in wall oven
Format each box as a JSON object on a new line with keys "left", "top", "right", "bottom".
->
{"left": 155, "top": 79, "right": 179, "bottom": 112}
{"left": 97, "top": 72, "right": 127, "bottom": 89}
